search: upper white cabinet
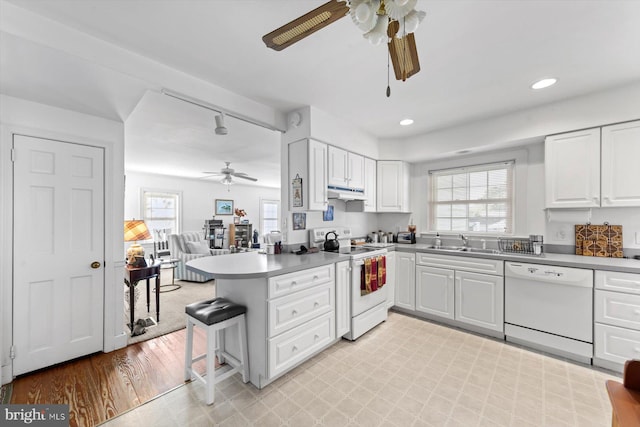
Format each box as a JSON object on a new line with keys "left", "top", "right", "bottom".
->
{"left": 327, "top": 146, "right": 365, "bottom": 190}
{"left": 377, "top": 160, "right": 410, "bottom": 212}
{"left": 545, "top": 120, "right": 640, "bottom": 208}
{"left": 364, "top": 157, "right": 377, "bottom": 212}
{"left": 601, "top": 120, "right": 640, "bottom": 207}
{"left": 288, "top": 139, "right": 328, "bottom": 211}
{"left": 545, "top": 128, "right": 601, "bottom": 208}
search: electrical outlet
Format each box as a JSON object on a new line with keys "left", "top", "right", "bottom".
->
{"left": 636, "top": 231, "right": 640, "bottom": 245}
{"left": 555, "top": 230, "right": 567, "bottom": 241}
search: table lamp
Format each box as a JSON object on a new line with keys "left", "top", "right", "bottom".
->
{"left": 124, "top": 219, "right": 152, "bottom": 265}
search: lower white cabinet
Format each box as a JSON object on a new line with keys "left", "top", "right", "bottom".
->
{"left": 416, "top": 266, "right": 454, "bottom": 319}
{"left": 594, "top": 270, "right": 640, "bottom": 371}
{"left": 395, "top": 252, "right": 415, "bottom": 310}
{"left": 268, "top": 312, "right": 334, "bottom": 378}
{"left": 385, "top": 251, "right": 396, "bottom": 309}
{"left": 455, "top": 271, "right": 504, "bottom": 332}
{"left": 335, "top": 260, "right": 351, "bottom": 337}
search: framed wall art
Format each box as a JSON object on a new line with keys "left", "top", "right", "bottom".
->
{"left": 292, "top": 212, "right": 306, "bottom": 230}
{"left": 215, "top": 199, "right": 234, "bottom": 215}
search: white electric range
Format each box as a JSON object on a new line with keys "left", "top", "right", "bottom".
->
{"left": 309, "top": 227, "right": 388, "bottom": 340}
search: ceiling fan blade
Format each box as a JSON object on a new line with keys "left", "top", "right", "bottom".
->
{"left": 232, "top": 173, "right": 258, "bottom": 182}
{"left": 262, "top": 0, "right": 349, "bottom": 51}
{"left": 387, "top": 21, "right": 421, "bottom": 81}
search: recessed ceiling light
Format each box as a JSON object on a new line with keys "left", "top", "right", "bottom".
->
{"left": 400, "top": 118, "right": 414, "bottom": 126}
{"left": 531, "top": 78, "right": 557, "bottom": 90}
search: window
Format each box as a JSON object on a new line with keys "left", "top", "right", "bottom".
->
{"left": 142, "top": 190, "right": 181, "bottom": 237}
{"left": 429, "top": 161, "right": 514, "bottom": 234}
{"left": 260, "top": 199, "right": 280, "bottom": 239}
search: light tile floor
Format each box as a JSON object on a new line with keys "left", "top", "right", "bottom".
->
{"left": 101, "top": 312, "right": 620, "bottom": 426}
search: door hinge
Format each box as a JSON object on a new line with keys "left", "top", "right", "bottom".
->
{"left": 11, "top": 148, "right": 16, "bottom": 162}
{"left": 10, "top": 345, "right": 16, "bottom": 359}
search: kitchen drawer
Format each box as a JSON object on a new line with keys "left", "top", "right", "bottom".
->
{"left": 416, "top": 252, "right": 503, "bottom": 276}
{"left": 595, "top": 270, "right": 640, "bottom": 295}
{"left": 595, "top": 289, "right": 640, "bottom": 330}
{"left": 595, "top": 323, "right": 640, "bottom": 364}
{"left": 268, "top": 282, "right": 334, "bottom": 337}
{"left": 268, "top": 264, "right": 334, "bottom": 298}
{"left": 268, "top": 311, "right": 334, "bottom": 378}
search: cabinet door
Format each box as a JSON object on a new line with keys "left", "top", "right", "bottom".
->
{"left": 364, "top": 157, "right": 377, "bottom": 212}
{"left": 395, "top": 252, "right": 415, "bottom": 310}
{"left": 385, "top": 252, "right": 396, "bottom": 309}
{"left": 335, "top": 260, "right": 351, "bottom": 337}
{"left": 308, "top": 140, "right": 329, "bottom": 211}
{"left": 328, "top": 146, "right": 348, "bottom": 187}
{"left": 377, "top": 161, "right": 409, "bottom": 212}
{"left": 455, "top": 271, "right": 503, "bottom": 332}
{"left": 348, "top": 152, "right": 365, "bottom": 190}
{"left": 545, "top": 128, "right": 601, "bottom": 208}
{"left": 601, "top": 120, "right": 640, "bottom": 207}
{"left": 416, "top": 265, "right": 454, "bottom": 319}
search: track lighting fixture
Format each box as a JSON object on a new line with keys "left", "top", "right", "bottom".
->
{"left": 214, "top": 112, "right": 228, "bottom": 135}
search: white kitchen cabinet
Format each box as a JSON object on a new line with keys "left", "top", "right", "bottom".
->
{"left": 327, "top": 146, "right": 365, "bottom": 190}
{"left": 545, "top": 128, "right": 601, "bottom": 208}
{"left": 335, "top": 260, "right": 351, "bottom": 337}
{"left": 455, "top": 271, "right": 504, "bottom": 332}
{"left": 545, "top": 119, "right": 640, "bottom": 209}
{"left": 364, "top": 157, "right": 377, "bottom": 212}
{"left": 395, "top": 251, "right": 415, "bottom": 310}
{"left": 601, "top": 120, "right": 640, "bottom": 207}
{"left": 385, "top": 251, "right": 396, "bottom": 309}
{"left": 377, "top": 160, "right": 410, "bottom": 212}
{"left": 416, "top": 265, "right": 454, "bottom": 319}
{"left": 288, "top": 139, "right": 328, "bottom": 211}
{"left": 594, "top": 270, "right": 640, "bottom": 372}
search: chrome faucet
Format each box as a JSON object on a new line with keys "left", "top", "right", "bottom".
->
{"left": 459, "top": 234, "right": 469, "bottom": 247}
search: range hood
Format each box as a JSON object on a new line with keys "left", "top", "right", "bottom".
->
{"left": 327, "top": 186, "right": 367, "bottom": 201}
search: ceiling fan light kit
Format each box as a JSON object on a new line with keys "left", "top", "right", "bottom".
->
{"left": 262, "top": 0, "right": 426, "bottom": 82}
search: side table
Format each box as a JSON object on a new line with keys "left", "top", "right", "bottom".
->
{"left": 158, "top": 258, "right": 181, "bottom": 292}
{"left": 124, "top": 261, "right": 161, "bottom": 334}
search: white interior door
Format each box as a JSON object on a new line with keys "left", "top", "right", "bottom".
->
{"left": 13, "top": 134, "right": 105, "bottom": 375}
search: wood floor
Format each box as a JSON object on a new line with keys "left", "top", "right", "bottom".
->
{"left": 10, "top": 328, "right": 207, "bottom": 427}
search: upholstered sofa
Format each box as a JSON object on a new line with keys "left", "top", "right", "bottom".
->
{"left": 168, "top": 232, "right": 229, "bottom": 282}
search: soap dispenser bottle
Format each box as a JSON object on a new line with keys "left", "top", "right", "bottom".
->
{"left": 435, "top": 232, "right": 442, "bottom": 248}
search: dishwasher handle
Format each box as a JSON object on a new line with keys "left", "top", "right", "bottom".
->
{"left": 506, "top": 262, "right": 593, "bottom": 287}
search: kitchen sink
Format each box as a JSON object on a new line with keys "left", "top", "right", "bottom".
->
{"left": 424, "top": 245, "right": 500, "bottom": 254}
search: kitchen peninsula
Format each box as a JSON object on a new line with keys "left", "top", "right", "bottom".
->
{"left": 187, "top": 251, "right": 348, "bottom": 388}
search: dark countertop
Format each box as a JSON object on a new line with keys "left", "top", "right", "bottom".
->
{"left": 186, "top": 251, "right": 349, "bottom": 279}
{"left": 394, "top": 243, "right": 640, "bottom": 273}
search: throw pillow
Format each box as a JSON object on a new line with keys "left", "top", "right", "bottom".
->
{"left": 185, "top": 240, "right": 210, "bottom": 254}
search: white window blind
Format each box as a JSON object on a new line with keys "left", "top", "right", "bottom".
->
{"left": 260, "top": 199, "right": 280, "bottom": 239}
{"left": 429, "top": 161, "right": 514, "bottom": 233}
{"left": 142, "top": 190, "right": 180, "bottom": 237}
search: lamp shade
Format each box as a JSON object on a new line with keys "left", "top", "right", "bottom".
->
{"left": 124, "top": 220, "right": 152, "bottom": 242}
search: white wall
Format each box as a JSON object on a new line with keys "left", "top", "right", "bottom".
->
{"left": 0, "top": 94, "right": 125, "bottom": 385}
{"left": 124, "top": 171, "right": 281, "bottom": 248}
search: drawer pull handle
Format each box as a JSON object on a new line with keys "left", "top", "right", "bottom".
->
{"left": 314, "top": 334, "right": 320, "bottom": 340}
{"left": 314, "top": 302, "right": 320, "bottom": 307}
{"left": 292, "top": 345, "right": 298, "bottom": 352}
{"left": 292, "top": 309, "right": 298, "bottom": 316}
{"left": 313, "top": 275, "right": 319, "bottom": 280}
{"left": 291, "top": 281, "right": 297, "bottom": 286}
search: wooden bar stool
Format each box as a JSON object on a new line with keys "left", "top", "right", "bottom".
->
{"left": 184, "top": 297, "right": 249, "bottom": 405}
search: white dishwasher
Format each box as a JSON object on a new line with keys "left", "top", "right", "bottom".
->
{"left": 504, "top": 261, "right": 593, "bottom": 364}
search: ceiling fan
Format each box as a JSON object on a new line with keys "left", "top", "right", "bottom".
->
{"left": 262, "top": 0, "right": 426, "bottom": 83}
{"left": 203, "top": 162, "right": 258, "bottom": 189}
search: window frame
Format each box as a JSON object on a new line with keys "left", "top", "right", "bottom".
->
{"left": 140, "top": 188, "right": 182, "bottom": 238}
{"left": 259, "top": 198, "right": 280, "bottom": 241}
{"left": 428, "top": 160, "right": 515, "bottom": 235}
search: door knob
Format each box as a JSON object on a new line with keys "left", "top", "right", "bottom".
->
{"left": 91, "top": 261, "right": 101, "bottom": 269}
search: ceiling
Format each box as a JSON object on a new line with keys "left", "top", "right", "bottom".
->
{"left": 3, "top": 0, "right": 640, "bottom": 187}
